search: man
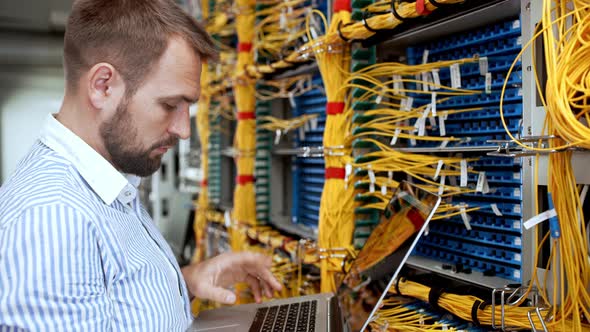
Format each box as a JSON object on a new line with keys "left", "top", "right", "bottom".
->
{"left": 0, "top": 0, "right": 281, "bottom": 330}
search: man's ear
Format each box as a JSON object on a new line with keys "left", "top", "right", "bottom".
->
{"left": 86, "top": 63, "right": 125, "bottom": 111}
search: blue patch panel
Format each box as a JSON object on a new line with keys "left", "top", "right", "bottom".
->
{"left": 407, "top": 19, "right": 521, "bottom": 59}
{"left": 402, "top": 17, "right": 524, "bottom": 282}
{"left": 291, "top": 75, "right": 326, "bottom": 228}
{"left": 415, "top": 243, "right": 521, "bottom": 281}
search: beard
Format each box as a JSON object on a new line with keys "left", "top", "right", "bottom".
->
{"left": 99, "top": 97, "right": 178, "bottom": 177}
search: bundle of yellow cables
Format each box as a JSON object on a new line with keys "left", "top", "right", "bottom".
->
{"left": 308, "top": 4, "right": 357, "bottom": 293}
{"left": 244, "top": 0, "right": 466, "bottom": 79}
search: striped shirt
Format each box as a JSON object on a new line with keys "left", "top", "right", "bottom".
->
{"left": 0, "top": 114, "right": 193, "bottom": 331}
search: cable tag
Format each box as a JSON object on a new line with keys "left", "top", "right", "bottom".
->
{"left": 439, "top": 139, "right": 449, "bottom": 148}
{"left": 434, "top": 160, "right": 444, "bottom": 180}
{"left": 224, "top": 210, "right": 232, "bottom": 228}
{"left": 476, "top": 172, "right": 490, "bottom": 193}
{"left": 404, "top": 97, "right": 414, "bottom": 111}
{"left": 288, "top": 91, "right": 296, "bottom": 108}
{"left": 432, "top": 69, "right": 440, "bottom": 89}
{"left": 431, "top": 92, "right": 437, "bottom": 116}
{"left": 410, "top": 137, "right": 417, "bottom": 146}
{"left": 479, "top": 56, "right": 488, "bottom": 75}
{"left": 418, "top": 120, "right": 426, "bottom": 136}
{"left": 280, "top": 11, "right": 287, "bottom": 30}
{"left": 491, "top": 203, "right": 503, "bottom": 216}
{"left": 368, "top": 169, "right": 376, "bottom": 184}
{"left": 274, "top": 129, "right": 282, "bottom": 145}
{"left": 460, "top": 205, "right": 472, "bottom": 231}
{"left": 523, "top": 209, "right": 557, "bottom": 230}
{"left": 460, "top": 159, "right": 468, "bottom": 187}
{"left": 439, "top": 112, "right": 447, "bottom": 136}
{"left": 310, "top": 117, "right": 318, "bottom": 130}
{"left": 298, "top": 127, "right": 305, "bottom": 141}
{"left": 438, "top": 175, "right": 445, "bottom": 195}
{"left": 369, "top": 182, "right": 375, "bottom": 193}
{"left": 450, "top": 63, "right": 461, "bottom": 89}
{"left": 422, "top": 49, "right": 429, "bottom": 64}
{"left": 393, "top": 74, "right": 403, "bottom": 95}
{"left": 429, "top": 115, "right": 437, "bottom": 129}
{"left": 581, "top": 184, "right": 589, "bottom": 206}
{"left": 485, "top": 72, "right": 492, "bottom": 94}
{"left": 304, "top": 120, "right": 311, "bottom": 132}
{"left": 381, "top": 185, "right": 387, "bottom": 196}
{"left": 415, "top": 74, "right": 422, "bottom": 91}
{"left": 422, "top": 72, "right": 430, "bottom": 92}
{"left": 344, "top": 164, "right": 352, "bottom": 189}
{"left": 390, "top": 128, "right": 401, "bottom": 145}
{"left": 388, "top": 171, "right": 393, "bottom": 180}
{"left": 375, "top": 88, "right": 384, "bottom": 104}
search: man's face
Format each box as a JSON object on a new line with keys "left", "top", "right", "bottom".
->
{"left": 99, "top": 37, "right": 201, "bottom": 177}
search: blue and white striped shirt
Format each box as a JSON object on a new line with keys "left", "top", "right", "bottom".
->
{"left": 0, "top": 114, "right": 193, "bottom": 331}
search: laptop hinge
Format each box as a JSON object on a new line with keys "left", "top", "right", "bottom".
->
{"left": 328, "top": 295, "right": 343, "bottom": 332}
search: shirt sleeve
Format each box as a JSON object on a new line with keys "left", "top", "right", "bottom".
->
{"left": 0, "top": 203, "right": 110, "bottom": 331}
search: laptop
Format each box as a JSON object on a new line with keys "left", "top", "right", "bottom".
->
{"left": 190, "top": 181, "right": 441, "bottom": 332}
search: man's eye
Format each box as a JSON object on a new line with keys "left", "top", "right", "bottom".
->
{"left": 163, "top": 103, "right": 177, "bottom": 111}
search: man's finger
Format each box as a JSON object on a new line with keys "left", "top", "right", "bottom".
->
{"left": 198, "top": 285, "right": 237, "bottom": 304}
{"left": 245, "top": 275, "right": 262, "bottom": 303}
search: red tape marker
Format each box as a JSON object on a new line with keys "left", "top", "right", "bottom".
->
{"left": 416, "top": 0, "right": 432, "bottom": 15}
{"left": 236, "top": 175, "right": 255, "bottom": 185}
{"left": 325, "top": 167, "right": 346, "bottom": 179}
{"left": 326, "top": 102, "right": 345, "bottom": 115}
{"left": 237, "top": 42, "right": 253, "bottom": 52}
{"left": 333, "top": 0, "right": 351, "bottom": 13}
{"left": 237, "top": 112, "right": 256, "bottom": 120}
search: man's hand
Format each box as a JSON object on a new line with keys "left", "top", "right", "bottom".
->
{"left": 181, "top": 252, "right": 282, "bottom": 304}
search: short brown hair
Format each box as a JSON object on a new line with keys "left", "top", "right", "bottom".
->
{"left": 64, "top": 0, "right": 217, "bottom": 96}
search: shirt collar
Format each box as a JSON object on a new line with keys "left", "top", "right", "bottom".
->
{"left": 39, "top": 113, "right": 139, "bottom": 206}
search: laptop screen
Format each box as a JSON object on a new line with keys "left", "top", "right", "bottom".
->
{"left": 336, "top": 181, "right": 441, "bottom": 332}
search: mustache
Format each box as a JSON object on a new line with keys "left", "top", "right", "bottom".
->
{"left": 149, "top": 136, "right": 179, "bottom": 150}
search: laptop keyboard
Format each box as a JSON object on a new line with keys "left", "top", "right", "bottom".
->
{"left": 249, "top": 300, "right": 317, "bottom": 332}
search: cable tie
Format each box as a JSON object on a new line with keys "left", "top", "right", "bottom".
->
{"left": 337, "top": 21, "right": 350, "bottom": 43}
{"left": 428, "top": 287, "right": 445, "bottom": 311}
{"left": 391, "top": 0, "right": 408, "bottom": 22}
{"left": 394, "top": 277, "right": 405, "bottom": 296}
{"left": 362, "top": 10, "right": 379, "bottom": 33}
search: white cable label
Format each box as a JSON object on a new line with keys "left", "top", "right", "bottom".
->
{"left": 523, "top": 209, "right": 557, "bottom": 230}
{"left": 381, "top": 185, "right": 387, "bottom": 196}
{"left": 368, "top": 169, "right": 376, "bottom": 184}
{"left": 390, "top": 128, "right": 401, "bottom": 145}
{"left": 415, "top": 74, "right": 422, "bottom": 91}
{"left": 224, "top": 210, "right": 232, "bottom": 227}
{"left": 431, "top": 92, "right": 437, "bottom": 116}
{"left": 369, "top": 182, "right": 375, "bottom": 193}
{"left": 432, "top": 69, "right": 440, "bottom": 89}
{"left": 485, "top": 72, "right": 492, "bottom": 94}
{"left": 429, "top": 115, "right": 437, "bottom": 129}
{"left": 288, "top": 91, "right": 296, "bottom": 108}
{"left": 405, "top": 97, "right": 414, "bottom": 111}
{"left": 304, "top": 120, "right": 310, "bottom": 132}
{"left": 388, "top": 171, "right": 393, "bottom": 180}
{"left": 479, "top": 56, "right": 488, "bottom": 75}
{"left": 422, "top": 72, "right": 430, "bottom": 92}
{"left": 434, "top": 160, "right": 444, "bottom": 180}
{"left": 491, "top": 203, "right": 503, "bottom": 216}
{"left": 476, "top": 172, "right": 490, "bottom": 193}
{"left": 310, "top": 117, "right": 318, "bottom": 130}
{"left": 439, "top": 112, "right": 447, "bottom": 136}
{"left": 439, "top": 139, "right": 449, "bottom": 148}
{"left": 460, "top": 159, "right": 468, "bottom": 187}
{"left": 410, "top": 137, "right": 417, "bottom": 146}
{"left": 581, "top": 185, "right": 589, "bottom": 206}
{"left": 274, "top": 129, "right": 282, "bottom": 145}
{"left": 460, "top": 205, "right": 472, "bottom": 230}
{"left": 393, "top": 74, "right": 402, "bottom": 94}
{"left": 422, "top": 49, "right": 429, "bottom": 64}
{"left": 299, "top": 127, "right": 305, "bottom": 141}
{"left": 450, "top": 63, "right": 461, "bottom": 89}
{"left": 418, "top": 118, "right": 426, "bottom": 136}
{"left": 376, "top": 88, "right": 384, "bottom": 104}
{"left": 438, "top": 175, "right": 446, "bottom": 195}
